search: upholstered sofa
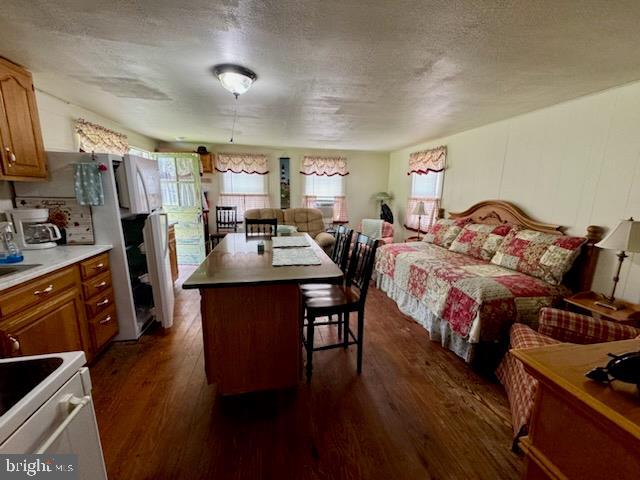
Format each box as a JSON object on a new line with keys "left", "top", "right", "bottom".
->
{"left": 496, "top": 308, "right": 640, "bottom": 443}
{"left": 244, "top": 208, "right": 335, "bottom": 251}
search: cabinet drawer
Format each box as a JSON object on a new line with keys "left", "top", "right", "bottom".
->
{"left": 79, "top": 253, "right": 110, "bottom": 280}
{"left": 0, "top": 266, "right": 77, "bottom": 318}
{"left": 84, "top": 289, "right": 114, "bottom": 318}
{"left": 82, "top": 271, "right": 112, "bottom": 299}
{"left": 88, "top": 306, "right": 118, "bottom": 352}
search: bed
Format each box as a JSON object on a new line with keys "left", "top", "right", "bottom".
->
{"left": 374, "top": 200, "right": 602, "bottom": 364}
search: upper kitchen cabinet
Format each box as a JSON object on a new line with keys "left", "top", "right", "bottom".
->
{"left": 0, "top": 57, "right": 47, "bottom": 181}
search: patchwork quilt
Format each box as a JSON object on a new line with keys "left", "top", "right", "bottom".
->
{"left": 375, "top": 242, "right": 567, "bottom": 343}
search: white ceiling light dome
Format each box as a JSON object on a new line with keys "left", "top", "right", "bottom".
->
{"left": 213, "top": 64, "right": 257, "bottom": 97}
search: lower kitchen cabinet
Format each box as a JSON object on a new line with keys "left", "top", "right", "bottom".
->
{"left": 0, "top": 251, "right": 117, "bottom": 361}
{"left": 5, "top": 288, "right": 88, "bottom": 357}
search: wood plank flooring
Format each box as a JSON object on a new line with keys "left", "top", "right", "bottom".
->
{"left": 90, "top": 268, "right": 522, "bottom": 479}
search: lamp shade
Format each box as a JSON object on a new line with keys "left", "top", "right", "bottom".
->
{"left": 595, "top": 218, "right": 640, "bottom": 252}
{"left": 412, "top": 201, "right": 426, "bottom": 216}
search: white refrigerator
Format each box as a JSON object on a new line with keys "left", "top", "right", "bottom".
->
{"left": 15, "top": 152, "right": 175, "bottom": 338}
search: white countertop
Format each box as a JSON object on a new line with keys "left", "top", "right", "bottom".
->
{"left": 0, "top": 245, "right": 112, "bottom": 291}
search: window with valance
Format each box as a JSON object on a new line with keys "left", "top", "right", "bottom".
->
{"left": 301, "top": 156, "right": 349, "bottom": 223}
{"left": 215, "top": 153, "right": 270, "bottom": 221}
{"left": 75, "top": 118, "right": 129, "bottom": 156}
{"left": 405, "top": 146, "right": 446, "bottom": 233}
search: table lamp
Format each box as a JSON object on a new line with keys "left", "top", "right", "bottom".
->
{"left": 412, "top": 201, "right": 427, "bottom": 240}
{"left": 594, "top": 217, "right": 640, "bottom": 310}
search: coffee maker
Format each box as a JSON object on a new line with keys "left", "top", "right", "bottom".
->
{"left": 8, "top": 209, "right": 61, "bottom": 250}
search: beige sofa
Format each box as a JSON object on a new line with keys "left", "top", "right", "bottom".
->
{"left": 244, "top": 208, "right": 335, "bottom": 251}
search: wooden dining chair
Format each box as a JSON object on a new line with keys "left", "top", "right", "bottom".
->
{"left": 302, "top": 233, "right": 381, "bottom": 381}
{"left": 245, "top": 217, "right": 278, "bottom": 237}
{"left": 300, "top": 225, "right": 354, "bottom": 337}
{"left": 210, "top": 206, "right": 238, "bottom": 249}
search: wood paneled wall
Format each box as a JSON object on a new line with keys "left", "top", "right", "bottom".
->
{"left": 388, "top": 81, "right": 640, "bottom": 303}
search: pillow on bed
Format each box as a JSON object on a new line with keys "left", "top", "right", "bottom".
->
{"left": 490, "top": 228, "right": 586, "bottom": 285}
{"left": 422, "top": 218, "right": 470, "bottom": 248}
{"left": 449, "top": 223, "right": 512, "bottom": 261}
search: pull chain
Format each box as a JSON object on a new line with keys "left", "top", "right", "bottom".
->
{"left": 230, "top": 93, "right": 239, "bottom": 143}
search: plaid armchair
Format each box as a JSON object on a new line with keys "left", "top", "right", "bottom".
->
{"left": 496, "top": 307, "right": 640, "bottom": 442}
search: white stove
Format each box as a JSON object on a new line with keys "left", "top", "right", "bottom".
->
{"left": 0, "top": 352, "right": 107, "bottom": 479}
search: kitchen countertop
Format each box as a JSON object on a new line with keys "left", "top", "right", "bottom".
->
{"left": 0, "top": 245, "right": 112, "bottom": 291}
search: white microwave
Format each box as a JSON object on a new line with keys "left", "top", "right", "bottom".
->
{"left": 116, "top": 154, "right": 163, "bottom": 214}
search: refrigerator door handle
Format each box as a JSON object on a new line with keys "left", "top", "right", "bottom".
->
{"left": 159, "top": 212, "right": 169, "bottom": 258}
{"left": 135, "top": 164, "right": 152, "bottom": 213}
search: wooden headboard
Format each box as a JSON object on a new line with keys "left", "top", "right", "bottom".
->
{"left": 443, "top": 200, "right": 604, "bottom": 292}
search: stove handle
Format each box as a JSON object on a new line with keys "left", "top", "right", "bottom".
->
{"left": 34, "top": 394, "right": 92, "bottom": 454}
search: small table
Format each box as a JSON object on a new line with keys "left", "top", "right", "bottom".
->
{"left": 513, "top": 339, "right": 640, "bottom": 479}
{"left": 563, "top": 291, "right": 640, "bottom": 324}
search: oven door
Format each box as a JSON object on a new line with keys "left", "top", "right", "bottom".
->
{"left": 0, "top": 369, "right": 108, "bottom": 480}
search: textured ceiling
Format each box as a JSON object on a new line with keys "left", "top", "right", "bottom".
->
{"left": 2, "top": 1, "right": 640, "bottom": 151}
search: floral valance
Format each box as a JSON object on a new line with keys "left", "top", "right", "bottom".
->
{"left": 75, "top": 118, "right": 129, "bottom": 156}
{"left": 407, "top": 146, "right": 447, "bottom": 175}
{"left": 215, "top": 153, "right": 269, "bottom": 175}
{"left": 300, "top": 156, "right": 348, "bottom": 176}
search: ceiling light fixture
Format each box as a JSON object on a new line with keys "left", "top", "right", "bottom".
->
{"left": 212, "top": 64, "right": 258, "bottom": 143}
{"left": 212, "top": 64, "right": 257, "bottom": 98}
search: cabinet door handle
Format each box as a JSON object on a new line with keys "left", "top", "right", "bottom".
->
{"left": 4, "top": 147, "right": 15, "bottom": 163}
{"left": 34, "top": 284, "right": 54, "bottom": 296}
{"left": 95, "top": 281, "right": 108, "bottom": 289}
{"left": 93, "top": 263, "right": 105, "bottom": 270}
{"left": 96, "top": 298, "right": 110, "bottom": 307}
{"left": 8, "top": 335, "right": 20, "bottom": 353}
{"left": 99, "top": 315, "right": 112, "bottom": 325}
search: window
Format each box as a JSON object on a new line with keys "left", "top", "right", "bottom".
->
{"left": 304, "top": 174, "right": 344, "bottom": 199}
{"left": 221, "top": 171, "right": 268, "bottom": 194}
{"left": 405, "top": 146, "right": 447, "bottom": 233}
{"left": 300, "top": 156, "right": 349, "bottom": 223}
{"left": 218, "top": 171, "right": 270, "bottom": 221}
{"left": 411, "top": 171, "right": 442, "bottom": 199}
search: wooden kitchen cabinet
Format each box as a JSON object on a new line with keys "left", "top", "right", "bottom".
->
{"left": 0, "top": 252, "right": 118, "bottom": 361}
{"left": 0, "top": 57, "right": 47, "bottom": 181}
{"left": 200, "top": 152, "right": 213, "bottom": 173}
{"left": 169, "top": 224, "right": 179, "bottom": 283}
{"left": 4, "top": 288, "right": 88, "bottom": 357}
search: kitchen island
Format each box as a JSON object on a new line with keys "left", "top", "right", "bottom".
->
{"left": 183, "top": 233, "right": 341, "bottom": 395}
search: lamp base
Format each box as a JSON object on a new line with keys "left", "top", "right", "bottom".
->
{"left": 595, "top": 296, "right": 625, "bottom": 311}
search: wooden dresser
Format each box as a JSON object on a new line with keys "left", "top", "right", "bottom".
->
{"left": 0, "top": 252, "right": 118, "bottom": 361}
{"left": 513, "top": 339, "right": 640, "bottom": 480}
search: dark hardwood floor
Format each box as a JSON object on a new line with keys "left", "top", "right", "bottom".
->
{"left": 90, "top": 267, "right": 522, "bottom": 479}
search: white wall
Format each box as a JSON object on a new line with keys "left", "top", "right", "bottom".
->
{"left": 388, "top": 80, "right": 640, "bottom": 303}
{"left": 159, "top": 142, "right": 390, "bottom": 232}
{"left": 35, "top": 89, "right": 157, "bottom": 152}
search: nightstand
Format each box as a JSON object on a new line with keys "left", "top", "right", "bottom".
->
{"left": 563, "top": 291, "right": 640, "bottom": 324}
{"left": 405, "top": 236, "right": 421, "bottom": 242}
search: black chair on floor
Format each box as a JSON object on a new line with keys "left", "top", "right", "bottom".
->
{"left": 300, "top": 225, "right": 354, "bottom": 338}
{"left": 301, "top": 225, "right": 353, "bottom": 290}
{"left": 245, "top": 217, "right": 278, "bottom": 238}
{"left": 302, "top": 233, "right": 381, "bottom": 381}
{"left": 210, "top": 206, "right": 238, "bottom": 249}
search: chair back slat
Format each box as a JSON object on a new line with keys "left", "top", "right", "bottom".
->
{"left": 345, "top": 233, "right": 380, "bottom": 301}
{"left": 331, "top": 225, "right": 354, "bottom": 272}
{"left": 245, "top": 218, "right": 278, "bottom": 237}
{"left": 216, "top": 206, "right": 238, "bottom": 232}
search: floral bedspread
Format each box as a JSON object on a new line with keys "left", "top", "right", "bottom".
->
{"left": 375, "top": 242, "right": 567, "bottom": 343}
